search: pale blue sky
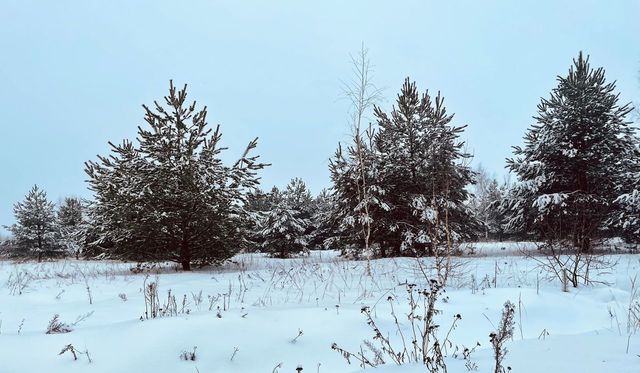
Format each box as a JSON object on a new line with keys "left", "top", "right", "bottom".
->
{"left": 1, "top": 0, "right": 639, "bottom": 233}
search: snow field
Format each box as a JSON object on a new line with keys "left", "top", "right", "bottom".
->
{"left": 0, "top": 248, "right": 639, "bottom": 372}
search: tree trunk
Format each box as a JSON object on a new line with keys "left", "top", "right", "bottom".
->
{"left": 180, "top": 238, "right": 191, "bottom": 271}
{"left": 393, "top": 243, "right": 401, "bottom": 257}
{"left": 38, "top": 232, "right": 43, "bottom": 262}
{"left": 379, "top": 245, "right": 386, "bottom": 258}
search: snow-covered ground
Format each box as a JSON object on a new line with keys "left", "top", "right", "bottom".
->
{"left": 1, "top": 244, "right": 639, "bottom": 372}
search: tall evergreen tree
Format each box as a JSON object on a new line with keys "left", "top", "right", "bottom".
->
{"left": 6, "top": 185, "right": 62, "bottom": 261}
{"left": 505, "top": 52, "right": 637, "bottom": 251}
{"left": 372, "top": 78, "right": 476, "bottom": 256}
{"left": 85, "top": 81, "right": 266, "bottom": 270}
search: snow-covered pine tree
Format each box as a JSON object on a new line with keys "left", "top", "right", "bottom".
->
{"left": 284, "top": 178, "right": 314, "bottom": 224}
{"left": 242, "top": 188, "right": 275, "bottom": 252}
{"left": 260, "top": 179, "right": 312, "bottom": 258}
{"left": 58, "top": 197, "right": 85, "bottom": 258}
{"left": 608, "top": 70, "right": 640, "bottom": 244}
{"left": 373, "top": 78, "right": 476, "bottom": 256}
{"left": 329, "top": 136, "right": 389, "bottom": 257}
{"left": 469, "top": 166, "right": 506, "bottom": 240}
{"left": 607, "top": 141, "right": 640, "bottom": 243}
{"left": 85, "top": 81, "right": 266, "bottom": 270}
{"left": 7, "top": 185, "right": 62, "bottom": 261}
{"left": 505, "top": 52, "right": 637, "bottom": 252}
{"left": 308, "top": 189, "right": 342, "bottom": 250}
{"left": 484, "top": 180, "right": 507, "bottom": 241}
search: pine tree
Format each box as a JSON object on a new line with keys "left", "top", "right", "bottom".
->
{"left": 7, "top": 185, "right": 62, "bottom": 261}
{"left": 372, "top": 78, "right": 476, "bottom": 256}
{"left": 260, "top": 179, "right": 312, "bottom": 258}
{"left": 284, "top": 178, "right": 314, "bottom": 224}
{"left": 505, "top": 52, "right": 637, "bottom": 251}
{"left": 308, "top": 189, "right": 342, "bottom": 250}
{"left": 329, "top": 137, "right": 389, "bottom": 256}
{"left": 85, "top": 81, "right": 266, "bottom": 270}
{"left": 242, "top": 188, "right": 274, "bottom": 251}
{"left": 58, "top": 197, "right": 85, "bottom": 258}
{"left": 469, "top": 166, "right": 506, "bottom": 240}
{"left": 607, "top": 141, "right": 640, "bottom": 243}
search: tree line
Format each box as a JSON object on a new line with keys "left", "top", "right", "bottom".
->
{"left": 2, "top": 51, "right": 639, "bottom": 269}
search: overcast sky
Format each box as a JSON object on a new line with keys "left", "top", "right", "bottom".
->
{"left": 1, "top": 0, "right": 639, "bottom": 233}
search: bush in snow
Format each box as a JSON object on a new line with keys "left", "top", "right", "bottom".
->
{"left": 46, "top": 314, "right": 72, "bottom": 334}
{"left": 5, "top": 269, "right": 33, "bottom": 296}
{"left": 58, "top": 344, "right": 92, "bottom": 363}
{"left": 331, "top": 280, "right": 463, "bottom": 372}
{"left": 179, "top": 346, "right": 197, "bottom": 361}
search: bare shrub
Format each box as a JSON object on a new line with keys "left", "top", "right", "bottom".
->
{"left": 331, "top": 280, "right": 459, "bottom": 372}
{"left": 6, "top": 270, "right": 32, "bottom": 295}
{"left": 627, "top": 274, "right": 640, "bottom": 354}
{"left": 629, "top": 275, "right": 640, "bottom": 335}
{"left": 489, "top": 301, "right": 515, "bottom": 373}
{"left": 46, "top": 314, "right": 72, "bottom": 334}
{"left": 142, "top": 276, "right": 193, "bottom": 318}
{"left": 290, "top": 329, "right": 303, "bottom": 344}
{"left": 528, "top": 240, "right": 616, "bottom": 289}
{"left": 143, "top": 275, "right": 160, "bottom": 319}
{"left": 191, "top": 290, "right": 203, "bottom": 310}
{"left": 71, "top": 311, "right": 94, "bottom": 327}
{"left": 77, "top": 268, "right": 93, "bottom": 305}
{"left": 180, "top": 346, "right": 197, "bottom": 361}
{"left": 59, "top": 344, "right": 92, "bottom": 363}
{"left": 230, "top": 347, "right": 239, "bottom": 361}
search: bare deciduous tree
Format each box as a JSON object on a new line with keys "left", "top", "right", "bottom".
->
{"left": 341, "top": 43, "right": 383, "bottom": 254}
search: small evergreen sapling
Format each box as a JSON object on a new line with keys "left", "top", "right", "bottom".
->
{"left": 259, "top": 179, "right": 312, "bottom": 258}
{"left": 6, "top": 185, "right": 63, "bottom": 261}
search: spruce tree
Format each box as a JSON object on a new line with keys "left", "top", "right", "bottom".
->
{"left": 85, "top": 81, "right": 266, "bottom": 270}
{"left": 505, "top": 52, "right": 637, "bottom": 251}
{"left": 7, "top": 185, "right": 62, "bottom": 260}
